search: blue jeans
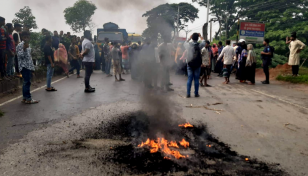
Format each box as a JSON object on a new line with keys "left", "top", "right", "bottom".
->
{"left": 105, "top": 59, "right": 111, "bottom": 75}
{"left": 21, "top": 68, "right": 32, "bottom": 101}
{"left": 187, "top": 66, "right": 201, "bottom": 96}
{"left": 46, "top": 64, "right": 54, "bottom": 88}
{"left": 7, "top": 55, "right": 15, "bottom": 76}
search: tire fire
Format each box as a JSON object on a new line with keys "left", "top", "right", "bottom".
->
{"left": 178, "top": 122, "right": 193, "bottom": 128}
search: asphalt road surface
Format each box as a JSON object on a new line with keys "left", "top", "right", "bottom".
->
{"left": 0, "top": 70, "right": 308, "bottom": 175}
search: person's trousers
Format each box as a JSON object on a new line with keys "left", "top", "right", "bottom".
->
{"left": 223, "top": 64, "right": 232, "bottom": 79}
{"left": 21, "top": 68, "right": 32, "bottom": 101}
{"left": 187, "top": 66, "right": 201, "bottom": 96}
{"left": 46, "top": 64, "right": 54, "bottom": 88}
{"left": 69, "top": 60, "right": 80, "bottom": 75}
{"left": 14, "top": 55, "right": 20, "bottom": 74}
{"left": 292, "top": 65, "right": 299, "bottom": 75}
{"left": 84, "top": 62, "right": 93, "bottom": 89}
{"left": 105, "top": 59, "right": 111, "bottom": 75}
{"left": 101, "top": 55, "right": 105, "bottom": 72}
{"left": 161, "top": 65, "right": 170, "bottom": 89}
{"left": 7, "top": 55, "right": 15, "bottom": 76}
{"left": 0, "top": 49, "right": 6, "bottom": 77}
{"left": 263, "top": 61, "right": 270, "bottom": 82}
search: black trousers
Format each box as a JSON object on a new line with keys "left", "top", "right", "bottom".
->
{"left": 84, "top": 62, "right": 93, "bottom": 89}
{"left": 0, "top": 49, "right": 6, "bottom": 77}
{"left": 292, "top": 65, "right": 299, "bottom": 75}
{"left": 15, "top": 55, "right": 19, "bottom": 74}
{"left": 263, "top": 61, "right": 270, "bottom": 82}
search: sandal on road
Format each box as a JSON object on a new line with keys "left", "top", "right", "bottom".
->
{"left": 25, "top": 99, "right": 40, "bottom": 104}
{"left": 46, "top": 88, "right": 57, "bottom": 91}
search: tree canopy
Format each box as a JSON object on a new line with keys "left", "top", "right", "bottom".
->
{"left": 142, "top": 3, "right": 199, "bottom": 39}
{"left": 12, "top": 6, "right": 38, "bottom": 29}
{"left": 64, "top": 0, "right": 97, "bottom": 33}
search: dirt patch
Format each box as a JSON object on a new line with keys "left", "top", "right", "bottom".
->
{"left": 256, "top": 63, "right": 292, "bottom": 80}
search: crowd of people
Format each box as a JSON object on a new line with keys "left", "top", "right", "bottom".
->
{"left": 0, "top": 15, "right": 306, "bottom": 104}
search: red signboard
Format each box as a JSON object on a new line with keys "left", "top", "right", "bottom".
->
{"left": 240, "top": 22, "right": 265, "bottom": 32}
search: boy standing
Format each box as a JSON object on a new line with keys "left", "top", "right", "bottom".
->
{"left": 68, "top": 37, "right": 82, "bottom": 78}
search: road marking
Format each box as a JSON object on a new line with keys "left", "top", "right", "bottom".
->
{"left": 238, "top": 85, "right": 308, "bottom": 111}
{"left": 0, "top": 75, "right": 72, "bottom": 107}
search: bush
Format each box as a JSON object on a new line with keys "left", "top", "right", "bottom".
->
{"left": 276, "top": 67, "right": 308, "bottom": 84}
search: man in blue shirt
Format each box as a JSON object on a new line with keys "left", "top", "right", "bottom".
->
{"left": 261, "top": 39, "right": 272, "bottom": 84}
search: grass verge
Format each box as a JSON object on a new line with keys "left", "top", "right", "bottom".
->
{"left": 276, "top": 67, "right": 308, "bottom": 84}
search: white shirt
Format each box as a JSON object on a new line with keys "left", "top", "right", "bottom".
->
{"left": 201, "top": 47, "right": 210, "bottom": 65}
{"left": 218, "top": 45, "right": 235, "bottom": 65}
{"left": 82, "top": 38, "right": 95, "bottom": 62}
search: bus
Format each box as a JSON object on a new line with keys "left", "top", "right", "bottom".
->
{"left": 127, "top": 34, "right": 142, "bottom": 45}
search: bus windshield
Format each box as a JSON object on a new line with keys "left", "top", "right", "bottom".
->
{"left": 98, "top": 32, "right": 123, "bottom": 42}
{"left": 127, "top": 36, "right": 142, "bottom": 43}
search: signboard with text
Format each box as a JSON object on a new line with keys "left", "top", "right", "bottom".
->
{"left": 240, "top": 22, "right": 265, "bottom": 43}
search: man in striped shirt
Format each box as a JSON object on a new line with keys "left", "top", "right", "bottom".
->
{"left": 217, "top": 40, "right": 235, "bottom": 84}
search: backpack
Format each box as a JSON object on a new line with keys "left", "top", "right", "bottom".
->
{"left": 188, "top": 43, "right": 202, "bottom": 69}
{"left": 269, "top": 46, "right": 275, "bottom": 58}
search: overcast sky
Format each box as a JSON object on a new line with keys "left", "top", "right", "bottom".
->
{"left": 2, "top": 0, "right": 219, "bottom": 39}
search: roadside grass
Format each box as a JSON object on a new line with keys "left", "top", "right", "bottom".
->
{"left": 276, "top": 67, "right": 308, "bottom": 84}
{"left": 0, "top": 110, "right": 4, "bottom": 117}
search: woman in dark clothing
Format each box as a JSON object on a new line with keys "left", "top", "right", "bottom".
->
{"left": 236, "top": 43, "right": 248, "bottom": 82}
{"left": 246, "top": 44, "right": 257, "bottom": 85}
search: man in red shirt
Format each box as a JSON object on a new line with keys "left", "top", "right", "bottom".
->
{"left": 120, "top": 42, "right": 130, "bottom": 74}
{"left": 0, "top": 16, "right": 7, "bottom": 80}
{"left": 6, "top": 23, "right": 15, "bottom": 78}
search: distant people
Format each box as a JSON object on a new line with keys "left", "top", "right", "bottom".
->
{"left": 111, "top": 43, "right": 124, "bottom": 81}
{"left": 44, "top": 35, "right": 57, "bottom": 91}
{"left": 158, "top": 35, "right": 174, "bottom": 92}
{"left": 79, "top": 36, "right": 84, "bottom": 69}
{"left": 120, "top": 42, "right": 130, "bottom": 74}
{"left": 40, "top": 28, "right": 49, "bottom": 51}
{"left": 103, "top": 38, "right": 112, "bottom": 77}
{"left": 67, "top": 32, "right": 71, "bottom": 38}
{"left": 17, "top": 31, "right": 39, "bottom": 104}
{"left": 246, "top": 44, "right": 257, "bottom": 85}
{"left": 175, "top": 42, "right": 184, "bottom": 75}
{"left": 52, "top": 31, "right": 60, "bottom": 50}
{"left": 13, "top": 23, "right": 22, "bottom": 78}
{"left": 94, "top": 36, "right": 101, "bottom": 70}
{"left": 68, "top": 37, "right": 82, "bottom": 78}
{"left": 260, "top": 39, "right": 272, "bottom": 84}
{"left": 184, "top": 33, "right": 202, "bottom": 98}
{"left": 130, "top": 43, "right": 139, "bottom": 80}
{"left": 6, "top": 23, "right": 16, "bottom": 78}
{"left": 286, "top": 32, "right": 306, "bottom": 77}
{"left": 0, "top": 16, "right": 7, "bottom": 80}
{"left": 236, "top": 40, "right": 248, "bottom": 83}
{"left": 235, "top": 40, "right": 244, "bottom": 79}
{"left": 215, "top": 41, "right": 224, "bottom": 76}
{"left": 81, "top": 30, "right": 95, "bottom": 93}
{"left": 200, "top": 41, "right": 212, "bottom": 87}
{"left": 217, "top": 40, "right": 235, "bottom": 84}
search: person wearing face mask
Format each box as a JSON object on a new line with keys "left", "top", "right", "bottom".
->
{"left": 286, "top": 32, "right": 306, "bottom": 77}
{"left": 16, "top": 31, "right": 39, "bottom": 104}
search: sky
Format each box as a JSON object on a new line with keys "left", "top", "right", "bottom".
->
{"left": 1, "top": 0, "right": 219, "bottom": 39}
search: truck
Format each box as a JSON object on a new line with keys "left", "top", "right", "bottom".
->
{"left": 97, "top": 22, "right": 128, "bottom": 46}
{"left": 127, "top": 33, "right": 142, "bottom": 45}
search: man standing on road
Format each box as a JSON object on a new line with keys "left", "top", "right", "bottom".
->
{"left": 200, "top": 41, "right": 211, "bottom": 87}
{"left": 111, "top": 43, "right": 124, "bottom": 82}
{"left": 261, "top": 39, "right": 272, "bottom": 84}
{"left": 286, "top": 32, "right": 306, "bottom": 77}
{"left": 68, "top": 37, "right": 82, "bottom": 78}
{"left": 44, "top": 35, "right": 57, "bottom": 91}
{"left": 5, "top": 23, "right": 16, "bottom": 78}
{"left": 16, "top": 31, "right": 39, "bottom": 104}
{"left": 103, "top": 38, "right": 112, "bottom": 77}
{"left": 81, "top": 30, "right": 95, "bottom": 93}
{"left": 217, "top": 40, "right": 235, "bottom": 84}
{"left": 216, "top": 41, "right": 224, "bottom": 77}
{"left": 12, "top": 23, "right": 22, "bottom": 78}
{"left": 184, "top": 33, "right": 202, "bottom": 98}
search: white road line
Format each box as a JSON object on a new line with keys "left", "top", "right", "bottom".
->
{"left": 238, "top": 85, "right": 308, "bottom": 111}
{"left": 0, "top": 75, "right": 71, "bottom": 107}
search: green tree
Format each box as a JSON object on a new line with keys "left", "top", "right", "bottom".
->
{"left": 142, "top": 3, "right": 199, "bottom": 39}
{"left": 12, "top": 6, "right": 38, "bottom": 29}
{"left": 64, "top": 0, "right": 97, "bottom": 33}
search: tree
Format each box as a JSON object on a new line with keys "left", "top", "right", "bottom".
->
{"left": 64, "top": 0, "right": 97, "bottom": 33}
{"left": 142, "top": 3, "right": 199, "bottom": 39}
{"left": 12, "top": 6, "right": 38, "bottom": 29}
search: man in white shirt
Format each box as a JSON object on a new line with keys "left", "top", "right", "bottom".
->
{"left": 217, "top": 40, "right": 235, "bottom": 84}
{"left": 200, "top": 40, "right": 212, "bottom": 87}
{"left": 81, "top": 30, "right": 95, "bottom": 93}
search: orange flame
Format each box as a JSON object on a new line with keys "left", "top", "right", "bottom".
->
{"left": 178, "top": 123, "right": 193, "bottom": 128}
{"left": 179, "top": 139, "right": 189, "bottom": 148}
{"left": 138, "top": 138, "right": 187, "bottom": 159}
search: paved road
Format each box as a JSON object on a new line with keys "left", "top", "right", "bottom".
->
{"left": 0, "top": 70, "right": 308, "bottom": 175}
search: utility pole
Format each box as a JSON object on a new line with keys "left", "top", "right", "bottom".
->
{"left": 210, "top": 21, "right": 212, "bottom": 42}
{"left": 185, "top": 26, "right": 192, "bottom": 40}
{"left": 225, "top": 5, "right": 228, "bottom": 40}
{"left": 206, "top": 0, "right": 210, "bottom": 41}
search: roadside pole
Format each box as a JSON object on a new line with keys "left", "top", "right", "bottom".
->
{"left": 210, "top": 21, "right": 212, "bottom": 42}
{"left": 206, "top": 0, "right": 210, "bottom": 41}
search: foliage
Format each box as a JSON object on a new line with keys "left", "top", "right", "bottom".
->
{"left": 142, "top": 3, "right": 199, "bottom": 39}
{"left": 12, "top": 6, "right": 38, "bottom": 29}
{"left": 0, "top": 110, "right": 4, "bottom": 117}
{"left": 277, "top": 67, "right": 308, "bottom": 84}
{"left": 64, "top": 0, "right": 97, "bottom": 33}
